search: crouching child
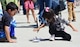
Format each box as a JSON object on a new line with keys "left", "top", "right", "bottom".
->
{"left": 33, "top": 7, "right": 78, "bottom": 41}
{"left": 0, "top": 2, "right": 18, "bottom": 43}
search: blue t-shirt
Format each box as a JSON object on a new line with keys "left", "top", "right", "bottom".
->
{"left": 0, "top": 11, "right": 13, "bottom": 31}
{"left": 67, "top": 0, "right": 74, "bottom": 2}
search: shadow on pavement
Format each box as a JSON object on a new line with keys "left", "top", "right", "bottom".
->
{"left": 29, "top": 38, "right": 70, "bottom": 43}
{"left": 0, "top": 39, "right": 9, "bottom": 43}
{"left": 16, "top": 22, "right": 27, "bottom": 24}
{"left": 16, "top": 24, "right": 38, "bottom": 28}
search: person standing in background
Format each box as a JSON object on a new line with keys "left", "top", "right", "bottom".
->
{"left": 20, "top": 0, "right": 26, "bottom": 15}
{"left": 24, "top": 0, "right": 37, "bottom": 23}
{"left": 0, "top": 0, "right": 6, "bottom": 10}
{"left": 6, "top": 0, "right": 18, "bottom": 6}
{"left": 67, "top": 0, "right": 76, "bottom": 22}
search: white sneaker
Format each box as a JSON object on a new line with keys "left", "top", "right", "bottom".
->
{"left": 49, "top": 35, "right": 55, "bottom": 41}
{"left": 32, "top": 37, "right": 40, "bottom": 42}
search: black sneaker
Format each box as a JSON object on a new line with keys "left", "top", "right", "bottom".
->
{"left": 72, "top": 19, "right": 76, "bottom": 22}
{"left": 11, "top": 36, "right": 17, "bottom": 39}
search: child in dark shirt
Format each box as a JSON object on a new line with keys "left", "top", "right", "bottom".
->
{"left": 33, "top": 7, "right": 78, "bottom": 41}
{"left": 0, "top": 2, "right": 18, "bottom": 43}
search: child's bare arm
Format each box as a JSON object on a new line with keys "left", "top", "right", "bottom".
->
{"left": 68, "top": 23, "right": 78, "bottom": 32}
{"left": 5, "top": 26, "right": 16, "bottom": 43}
{"left": 33, "top": 24, "right": 45, "bottom": 31}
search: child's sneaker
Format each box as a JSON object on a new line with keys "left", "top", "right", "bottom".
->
{"left": 32, "top": 37, "right": 40, "bottom": 42}
{"left": 11, "top": 36, "right": 17, "bottom": 39}
{"left": 49, "top": 35, "right": 55, "bottom": 41}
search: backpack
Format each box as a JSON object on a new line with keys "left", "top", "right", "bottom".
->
{"left": 59, "top": 0, "right": 66, "bottom": 11}
{"left": 51, "top": 0, "right": 66, "bottom": 15}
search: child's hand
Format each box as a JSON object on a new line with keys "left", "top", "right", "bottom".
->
{"left": 9, "top": 39, "right": 16, "bottom": 43}
{"left": 73, "top": 29, "right": 78, "bottom": 32}
{"left": 33, "top": 28, "right": 39, "bottom": 32}
{"left": 68, "top": 23, "right": 78, "bottom": 32}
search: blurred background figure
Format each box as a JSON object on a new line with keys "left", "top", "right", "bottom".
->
{"left": 24, "top": 0, "right": 37, "bottom": 23}
{"left": 6, "top": 0, "right": 20, "bottom": 13}
{"left": 6, "top": 0, "right": 18, "bottom": 5}
{"left": 67, "top": 0, "right": 76, "bottom": 22}
{"left": 0, "top": 0, "right": 6, "bottom": 10}
{"left": 20, "top": 0, "right": 26, "bottom": 15}
{"left": 37, "top": 0, "right": 52, "bottom": 14}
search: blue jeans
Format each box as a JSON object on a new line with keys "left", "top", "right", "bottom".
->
{"left": 10, "top": 25, "right": 15, "bottom": 37}
{"left": 38, "top": 0, "right": 52, "bottom": 14}
{"left": 39, "top": 10, "right": 47, "bottom": 24}
{"left": 10, "top": 19, "right": 16, "bottom": 37}
{"left": 0, "top": 25, "right": 15, "bottom": 38}
{"left": 0, "top": 31, "right": 6, "bottom": 38}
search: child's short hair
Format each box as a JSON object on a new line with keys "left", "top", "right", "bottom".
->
{"left": 6, "top": 2, "right": 18, "bottom": 11}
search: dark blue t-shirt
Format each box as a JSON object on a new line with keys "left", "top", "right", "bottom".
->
{"left": 0, "top": 11, "right": 13, "bottom": 31}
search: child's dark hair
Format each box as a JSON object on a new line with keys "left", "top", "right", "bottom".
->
{"left": 42, "top": 8, "right": 56, "bottom": 23}
{"left": 6, "top": 2, "right": 18, "bottom": 11}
